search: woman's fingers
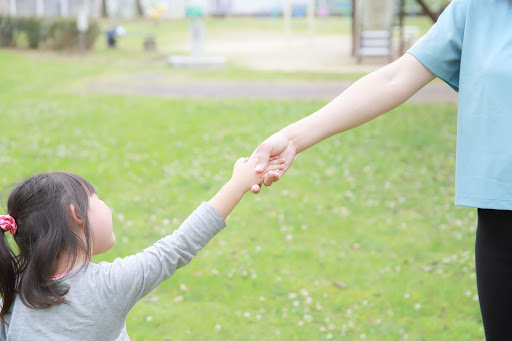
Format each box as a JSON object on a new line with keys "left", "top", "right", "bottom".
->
{"left": 262, "top": 172, "right": 279, "bottom": 186}
{"left": 267, "top": 157, "right": 287, "bottom": 166}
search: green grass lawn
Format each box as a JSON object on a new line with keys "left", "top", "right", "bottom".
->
{"left": 0, "top": 44, "right": 482, "bottom": 341}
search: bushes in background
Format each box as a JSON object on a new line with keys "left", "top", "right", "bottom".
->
{"left": 17, "top": 17, "right": 43, "bottom": 48}
{"left": 0, "top": 16, "right": 100, "bottom": 51}
{"left": 0, "top": 16, "right": 16, "bottom": 47}
{"left": 47, "top": 18, "right": 100, "bottom": 50}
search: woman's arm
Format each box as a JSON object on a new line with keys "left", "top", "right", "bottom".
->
{"left": 251, "top": 53, "right": 436, "bottom": 192}
{"left": 283, "top": 53, "right": 435, "bottom": 152}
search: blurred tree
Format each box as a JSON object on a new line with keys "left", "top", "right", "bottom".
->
{"left": 135, "top": 0, "right": 144, "bottom": 17}
{"left": 101, "top": 0, "right": 108, "bottom": 18}
{"left": 415, "top": 0, "right": 450, "bottom": 22}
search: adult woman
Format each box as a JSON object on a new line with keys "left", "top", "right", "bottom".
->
{"left": 250, "top": 0, "right": 512, "bottom": 339}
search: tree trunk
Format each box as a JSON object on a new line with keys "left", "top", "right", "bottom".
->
{"left": 101, "top": 0, "right": 108, "bottom": 18}
{"left": 135, "top": 0, "right": 144, "bottom": 17}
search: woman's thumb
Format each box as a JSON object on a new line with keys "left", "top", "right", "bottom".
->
{"left": 250, "top": 143, "right": 272, "bottom": 173}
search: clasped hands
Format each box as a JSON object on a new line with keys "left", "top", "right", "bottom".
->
{"left": 247, "top": 132, "right": 297, "bottom": 194}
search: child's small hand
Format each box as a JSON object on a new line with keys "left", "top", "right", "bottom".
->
{"left": 209, "top": 157, "right": 286, "bottom": 219}
{"left": 231, "top": 157, "right": 286, "bottom": 194}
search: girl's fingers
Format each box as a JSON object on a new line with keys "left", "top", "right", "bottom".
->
{"left": 263, "top": 164, "right": 285, "bottom": 173}
{"left": 262, "top": 172, "right": 278, "bottom": 186}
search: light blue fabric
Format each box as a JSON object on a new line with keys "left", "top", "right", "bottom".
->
{"left": 408, "top": 0, "right": 512, "bottom": 210}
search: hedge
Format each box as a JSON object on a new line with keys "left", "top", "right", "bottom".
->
{"left": 0, "top": 16, "right": 100, "bottom": 51}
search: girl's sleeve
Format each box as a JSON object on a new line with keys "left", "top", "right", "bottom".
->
{"left": 407, "top": 0, "right": 469, "bottom": 92}
{"left": 99, "top": 201, "right": 226, "bottom": 314}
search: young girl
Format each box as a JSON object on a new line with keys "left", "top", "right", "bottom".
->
{"left": 0, "top": 157, "right": 284, "bottom": 341}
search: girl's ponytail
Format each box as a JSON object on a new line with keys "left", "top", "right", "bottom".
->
{"left": 0, "top": 172, "right": 95, "bottom": 317}
{"left": 0, "top": 230, "right": 18, "bottom": 323}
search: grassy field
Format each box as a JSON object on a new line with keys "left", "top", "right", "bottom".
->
{"left": 0, "top": 17, "right": 483, "bottom": 340}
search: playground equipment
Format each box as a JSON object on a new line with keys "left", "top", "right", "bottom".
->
{"left": 168, "top": 2, "right": 226, "bottom": 68}
{"left": 353, "top": 0, "right": 396, "bottom": 63}
{"left": 351, "top": 0, "right": 449, "bottom": 63}
{"left": 282, "top": 0, "right": 315, "bottom": 38}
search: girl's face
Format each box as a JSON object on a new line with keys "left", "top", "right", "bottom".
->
{"left": 87, "top": 193, "right": 115, "bottom": 255}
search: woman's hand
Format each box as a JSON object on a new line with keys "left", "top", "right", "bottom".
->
{"left": 249, "top": 132, "right": 297, "bottom": 194}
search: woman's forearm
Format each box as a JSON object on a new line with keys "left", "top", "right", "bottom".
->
{"left": 281, "top": 54, "right": 436, "bottom": 154}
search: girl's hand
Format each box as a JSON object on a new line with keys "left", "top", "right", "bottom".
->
{"left": 249, "top": 132, "right": 297, "bottom": 194}
{"left": 230, "top": 157, "right": 286, "bottom": 194}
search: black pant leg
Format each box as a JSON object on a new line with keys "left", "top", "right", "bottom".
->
{"left": 475, "top": 208, "right": 512, "bottom": 341}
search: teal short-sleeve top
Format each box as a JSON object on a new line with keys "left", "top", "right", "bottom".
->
{"left": 407, "top": 0, "right": 512, "bottom": 210}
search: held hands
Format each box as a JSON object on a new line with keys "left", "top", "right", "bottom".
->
{"left": 249, "top": 132, "right": 297, "bottom": 194}
{"left": 230, "top": 157, "right": 286, "bottom": 194}
{"left": 209, "top": 157, "right": 286, "bottom": 220}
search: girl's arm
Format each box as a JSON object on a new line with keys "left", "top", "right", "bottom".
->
{"left": 101, "top": 158, "right": 284, "bottom": 315}
{"left": 208, "top": 158, "right": 280, "bottom": 219}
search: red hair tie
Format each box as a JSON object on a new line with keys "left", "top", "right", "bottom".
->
{"left": 0, "top": 214, "right": 17, "bottom": 235}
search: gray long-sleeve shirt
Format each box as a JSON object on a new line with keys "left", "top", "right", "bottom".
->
{"left": 1, "top": 202, "right": 226, "bottom": 341}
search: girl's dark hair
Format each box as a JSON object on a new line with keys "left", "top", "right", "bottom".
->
{"left": 0, "top": 172, "right": 96, "bottom": 323}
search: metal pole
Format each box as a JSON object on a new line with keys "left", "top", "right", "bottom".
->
{"left": 283, "top": 0, "right": 291, "bottom": 38}
{"left": 79, "top": 32, "right": 85, "bottom": 55}
{"left": 9, "top": 0, "right": 16, "bottom": 16}
{"left": 37, "top": 0, "right": 44, "bottom": 17}
{"left": 189, "top": 18, "right": 204, "bottom": 58}
{"left": 60, "top": 0, "right": 69, "bottom": 16}
{"left": 399, "top": 0, "right": 405, "bottom": 55}
{"left": 307, "top": 0, "right": 315, "bottom": 39}
{"left": 351, "top": 0, "right": 356, "bottom": 56}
